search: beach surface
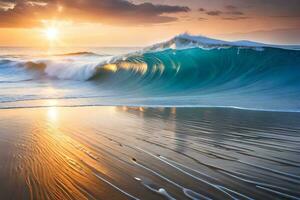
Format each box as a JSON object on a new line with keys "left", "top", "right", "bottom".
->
{"left": 0, "top": 106, "right": 299, "bottom": 200}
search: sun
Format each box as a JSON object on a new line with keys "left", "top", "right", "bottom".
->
{"left": 45, "top": 27, "right": 59, "bottom": 41}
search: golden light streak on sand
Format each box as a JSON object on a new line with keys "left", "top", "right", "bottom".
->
{"left": 7, "top": 108, "right": 131, "bottom": 200}
{"left": 47, "top": 107, "right": 58, "bottom": 122}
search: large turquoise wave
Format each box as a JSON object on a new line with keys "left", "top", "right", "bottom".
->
{"left": 1, "top": 44, "right": 300, "bottom": 111}
{"left": 96, "top": 47, "right": 300, "bottom": 99}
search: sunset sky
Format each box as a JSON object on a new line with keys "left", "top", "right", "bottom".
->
{"left": 0, "top": 0, "right": 299, "bottom": 47}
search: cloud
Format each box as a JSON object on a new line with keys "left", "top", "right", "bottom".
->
{"left": 222, "top": 17, "right": 249, "bottom": 20}
{"left": 196, "top": 0, "right": 299, "bottom": 20}
{"left": 0, "top": 0, "right": 190, "bottom": 28}
{"left": 225, "top": 5, "right": 237, "bottom": 10}
{"left": 198, "top": 17, "right": 207, "bottom": 21}
{"left": 206, "top": 10, "right": 222, "bottom": 16}
{"left": 224, "top": 5, "right": 244, "bottom": 15}
{"left": 228, "top": 11, "right": 244, "bottom": 15}
{"left": 200, "top": 4, "right": 246, "bottom": 19}
{"left": 0, "top": 0, "right": 15, "bottom": 10}
{"left": 237, "top": 0, "right": 300, "bottom": 17}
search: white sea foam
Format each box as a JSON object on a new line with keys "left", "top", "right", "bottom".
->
{"left": 145, "top": 33, "right": 300, "bottom": 51}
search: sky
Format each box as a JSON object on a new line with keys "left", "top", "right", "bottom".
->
{"left": 0, "top": 0, "right": 299, "bottom": 47}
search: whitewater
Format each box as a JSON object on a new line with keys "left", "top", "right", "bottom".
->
{"left": 1, "top": 34, "right": 300, "bottom": 111}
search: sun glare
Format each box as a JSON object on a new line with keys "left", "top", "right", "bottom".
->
{"left": 45, "top": 27, "right": 59, "bottom": 41}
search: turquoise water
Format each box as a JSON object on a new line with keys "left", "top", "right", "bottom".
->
{"left": 0, "top": 46, "right": 300, "bottom": 111}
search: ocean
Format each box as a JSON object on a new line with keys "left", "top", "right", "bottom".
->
{"left": 0, "top": 35, "right": 300, "bottom": 199}
{"left": 1, "top": 38, "right": 300, "bottom": 111}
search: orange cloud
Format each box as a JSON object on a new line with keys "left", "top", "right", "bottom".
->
{"left": 0, "top": 0, "right": 190, "bottom": 28}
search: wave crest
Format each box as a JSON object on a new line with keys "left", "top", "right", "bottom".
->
{"left": 1, "top": 34, "right": 300, "bottom": 110}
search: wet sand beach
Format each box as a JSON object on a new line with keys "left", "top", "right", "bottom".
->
{"left": 0, "top": 106, "right": 300, "bottom": 200}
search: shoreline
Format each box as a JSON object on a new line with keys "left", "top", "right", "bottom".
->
{"left": 0, "top": 106, "right": 299, "bottom": 199}
{"left": 1, "top": 103, "right": 300, "bottom": 113}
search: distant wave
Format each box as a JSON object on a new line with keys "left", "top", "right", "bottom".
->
{"left": 54, "top": 51, "right": 103, "bottom": 57}
{"left": 1, "top": 34, "right": 300, "bottom": 111}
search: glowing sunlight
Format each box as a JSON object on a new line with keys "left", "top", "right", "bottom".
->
{"left": 45, "top": 27, "right": 59, "bottom": 41}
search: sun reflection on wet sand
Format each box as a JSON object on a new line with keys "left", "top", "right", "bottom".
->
{"left": 1, "top": 107, "right": 136, "bottom": 200}
{"left": 47, "top": 107, "right": 58, "bottom": 121}
{"left": 46, "top": 100, "right": 59, "bottom": 123}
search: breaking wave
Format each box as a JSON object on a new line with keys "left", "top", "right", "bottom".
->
{"left": 1, "top": 34, "right": 300, "bottom": 111}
